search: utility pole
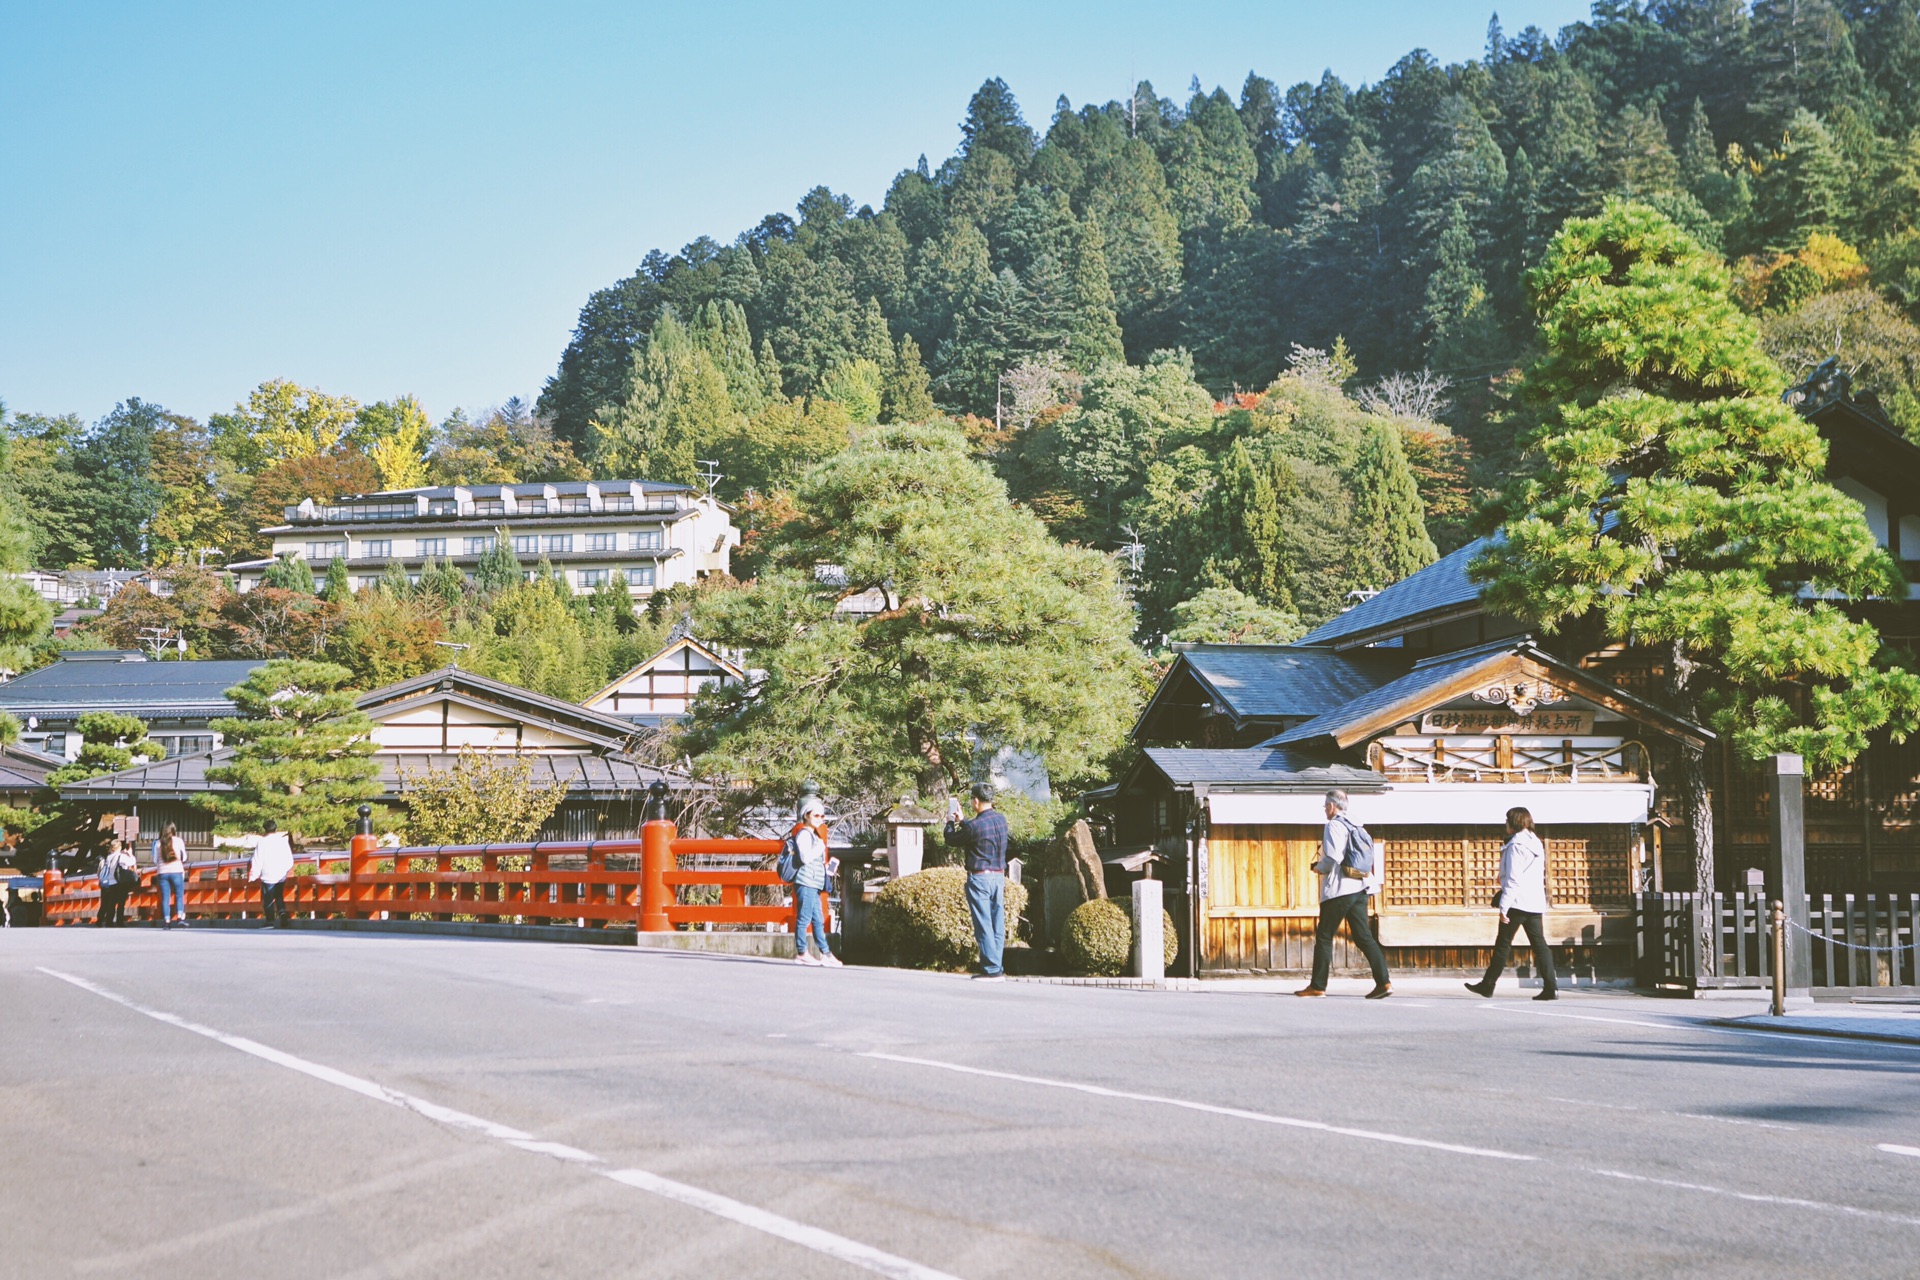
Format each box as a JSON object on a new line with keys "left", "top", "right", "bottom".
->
{"left": 696, "top": 459, "right": 723, "bottom": 495}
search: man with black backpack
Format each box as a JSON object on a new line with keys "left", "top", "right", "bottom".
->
{"left": 1296, "top": 789, "right": 1391, "bottom": 1000}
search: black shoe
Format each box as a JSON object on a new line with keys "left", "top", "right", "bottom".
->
{"left": 1533, "top": 991, "right": 1558, "bottom": 1001}
{"left": 1464, "top": 981, "right": 1494, "bottom": 998}
{"left": 1365, "top": 983, "right": 1392, "bottom": 1000}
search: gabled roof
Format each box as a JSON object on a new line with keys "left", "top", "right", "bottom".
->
{"left": 1262, "top": 638, "right": 1712, "bottom": 751}
{"left": 0, "top": 742, "right": 62, "bottom": 793}
{"left": 582, "top": 637, "right": 745, "bottom": 709}
{"left": 1131, "top": 645, "right": 1408, "bottom": 741}
{"left": 0, "top": 658, "right": 263, "bottom": 716}
{"left": 1297, "top": 539, "right": 1492, "bottom": 649}
{"left": 358, "top": 667, "right": 641, "bottom": 753}
{"left": 1140, "top": 747, "right": 1389, "bottom": 790}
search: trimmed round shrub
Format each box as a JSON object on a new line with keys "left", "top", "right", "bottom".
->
{"left": 1059, "top": 897, "right": 1180, "bottom": 976}
{"left": 870, "top": 865, "right": 1030, "bottom": 970}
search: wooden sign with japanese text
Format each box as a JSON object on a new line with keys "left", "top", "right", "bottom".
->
{"left": 1419, "top": 709, "right": 1595, "bottom": 735}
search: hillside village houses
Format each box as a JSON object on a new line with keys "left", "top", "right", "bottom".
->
{"left": 225, "top": 478, "right": 739, "bottom": 600}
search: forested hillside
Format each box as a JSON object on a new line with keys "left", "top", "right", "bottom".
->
{"left": 539, "top": 0, "right": 1920, "bottom": 634}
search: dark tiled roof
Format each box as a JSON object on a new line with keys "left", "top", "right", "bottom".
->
{"left": 1263, "top": 644, "right": 1512, "bottom": 748}
{"left": 349, "top": 480, "right": 693, "bottom": 501}
{"left": 0, "top": 659, "right": 262, "bottom": 713}
{"left": 1142, "top": 747, "right": 1388, "bottom": 788}
{"left": 59, "top": 749, "right": 688, "bottom": 802}
{"left": 1297, "top": 538, "right": 1491, "bottom": 648}
{"left": 0, "top": 743, "right": 62, "bottom": 793}
{"left": 1263, "top": 638, "right": 1713, "bottom": 749}
{"left": 1176, "top": 646, "right": 1408, "bottom": 720}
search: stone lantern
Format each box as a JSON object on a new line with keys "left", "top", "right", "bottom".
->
{"left": 884, "top": 795, "right": 939, "bottom": 880}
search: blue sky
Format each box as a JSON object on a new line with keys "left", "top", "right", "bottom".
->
{"left": 0, "top": 1, "right": 1594, "bottom": 427}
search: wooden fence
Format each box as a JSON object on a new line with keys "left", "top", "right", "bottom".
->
{"left": 40, "top": 824, "right": 826, "bottom": 935}
{"left": 1635, "top": 891, "right": 1920, "bottom": 992}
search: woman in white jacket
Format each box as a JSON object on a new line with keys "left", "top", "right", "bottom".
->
{"left": 1464, "top": 807, "right": 1559, "bottom": 1001}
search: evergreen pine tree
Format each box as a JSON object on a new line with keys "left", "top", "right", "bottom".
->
{"left": 1476, "top": 201, "right": 1920, "bottom": 934}
{"left": 377, "top": 560, "right": 413, "bottom": 598}
{"left": 262, "top": 554, "right": 317, "bottom": 595}
{"left": 1423, "top": 202, "right": 1503, "bottom": 369}
{"left": 1748, "top": 108, "right": 1854, "bottom": 249}
{"left": 1348, "top": 422, "right": 1438, "bottom": 588}
{"left": 322, "top": 557, "right": 352, "bottom": 604}
{"left": 1063, "top": 215, "right": 1127, "bottom": 371}
{"left": 474, "top": 529, "right": 523, "bottom": 594}
{"left": 203, "top": 659, "right": 381, "bottom": 842}
{"left": 880, "top": 335, "right": 937, "bottom": 423}
{"left": 591, "top": 312, "right": 739, "bottom": 484}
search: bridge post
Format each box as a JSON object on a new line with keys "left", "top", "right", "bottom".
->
{"left": 640, "top": 781, "right": 674, "bottom": 932}
{"left": 348, "top": 804, "right": 377, "bottom": 920}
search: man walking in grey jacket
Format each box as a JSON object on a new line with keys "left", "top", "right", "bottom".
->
{"left": 1296, "top": 790, "right": 1391, "bottom": 999}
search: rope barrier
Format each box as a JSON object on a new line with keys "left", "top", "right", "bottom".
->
{"left": 1784, "top": 917, "right": 1920, "bottom": 954}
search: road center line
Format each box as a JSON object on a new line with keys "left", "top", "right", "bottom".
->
{"left": 39, "top": 967, "right": 962, "bottom": 1280}
{"left": 858, "top": 1051, "right": 1535, "bottom": 1161}
{"left": 1881, "top": 1144, "right": 1920, "bottom": 1159}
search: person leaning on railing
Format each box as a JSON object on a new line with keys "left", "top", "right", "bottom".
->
{"left": 155, "top": 823, "right": 188, "bottom": 929}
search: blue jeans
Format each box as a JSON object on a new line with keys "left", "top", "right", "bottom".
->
{"left": 966, "top": 871, "right": 1006, "bottom": 975}
{"left": 158, "top": 871, "right": 186, "bottom": 921}
{"left": 794, "top": 885, "right": 830, "bottom": 957}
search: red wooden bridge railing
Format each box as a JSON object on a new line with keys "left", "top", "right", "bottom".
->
{"left": 39, "top": 812, "right": 829, "bottom": 935}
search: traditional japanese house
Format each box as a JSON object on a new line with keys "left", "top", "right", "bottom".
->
{"left": 60, "top": 667, "right": 689, "bottom": 851}
{"left": 582, "top": 636, "right": 745, "bottom": 729}
{"left": 1108, "top": 368, "right": 1920, "bottom": 976}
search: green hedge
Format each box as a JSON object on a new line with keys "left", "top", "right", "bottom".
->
{"left": 1059, "top": 897, "right": 1179, "bottom": 977}
{"left": 870, "top": 866, "right": 1029, "bottom": 970}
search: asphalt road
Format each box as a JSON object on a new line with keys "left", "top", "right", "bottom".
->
{"left": 5, "top": 927, "right": 1919, "bottom": 1279}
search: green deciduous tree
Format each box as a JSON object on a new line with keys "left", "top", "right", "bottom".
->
{"left": 352, "top": 395, "right": 433, "bottom": 492}
{"left": 1165, "top": 586, "right": 1303, "bottom": 646}
{"left": 1475, "top": 200, "right": 1920, "bottom": 925}
{"left": 203, "top": 660, "right": 381, "bottom": 841}
{"left": 397, "top": 747, "right": 568, "bottom": 846}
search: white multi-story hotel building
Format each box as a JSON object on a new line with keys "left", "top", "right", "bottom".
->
{"left": 228, "top": 480, "right": 739, "bottom": 599}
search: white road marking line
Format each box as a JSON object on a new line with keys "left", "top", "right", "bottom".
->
{"left": 1534, "top": 1094, "right": 1798, "bottom": 1131}
{"left": 1583, "top": 1168, "right": 1920, "bottom": 1227}
{"left": 859, "top": 1051, "right": 1535, "bottom": 1161}
{"left": 868, "top": 1052, "right": 1920, "bottom": 1230}
{"left": 39, "top": 967, "right": 963, "bottom": 1280}
{"left": 1475, "top": 1002, "right": 1920, "bottom": 1050}
{"left": 1881, "top": 1144, "right": 1920, "bottom": 1159}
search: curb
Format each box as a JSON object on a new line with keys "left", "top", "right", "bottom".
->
{"left": 1708, "top": 1016, "right": 1920, "bottom": 1047}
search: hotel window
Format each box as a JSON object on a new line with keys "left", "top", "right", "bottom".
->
{"left": 585, "top": 532, "right": 615, "bottom": 552}
{"left": 603, "top": 495, "right": 634, "bottom": 512}
{"left": 464, "top": 535, "right": 496, "bottom": 555}
{"left": 626, "top": 565, "right": 656, "bottom": 587}
{"left": 546, "top": 534, "right": 573, "bottom": 554}
{"left": 472, "top": 499, "right": 505, "bottom": 516}
{"left": 629, "top": 530, "right": 663, "bottom": 550}
{"left": 511, "top": 534, "right": 539, "bottom": 555}
{"left": 520, "top": 498, "right": 547, "bottom": 515}
{"left": 578, "top": 568, "right": 610, "bottom": 588}
{"left": 560, "top": 496, "right": 592, "bottom": 513}
{"left": 305, "top": 541, "right": 347, "bottom": 561}
{"left": 428, "top": 498, "right": 458, "bottom": 515}
{"left": 416, "top": 538, "right": 447, "bottom": 557}
{"left": 361, "top": 539, "right": 392, "bottom": 558}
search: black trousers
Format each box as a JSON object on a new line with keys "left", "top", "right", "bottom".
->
{"left": 1310, "top": 891, "right": 1389, "bottom": 988}
{"left": 260, "top": 880, "right": 289, "bottom": 924}
{"left": 1480, "top": 908, "right": 1558, "bottom": 994}
{"left": 99, "top": 886, "right": 127, "bottom": 927}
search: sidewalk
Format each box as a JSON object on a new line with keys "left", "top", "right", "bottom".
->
{"left": 1711, "top": 1004, "right": 1920, "bottom": 1047}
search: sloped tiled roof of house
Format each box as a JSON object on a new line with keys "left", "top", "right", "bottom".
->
{"left": 1141, "top": 746, "right": 1388, "bottom": 789}
{"left": 1296, "top": 538, "right": 1492, "bottom": 649}
{"left": 0, "top": 658, "right": 263, "bottom": 717}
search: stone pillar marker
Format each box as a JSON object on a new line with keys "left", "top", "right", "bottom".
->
{"left": 1132, "top": 877, "right": 1164, "bottom": 981}
{"left": 884, "top": 796, "right": 937, "bottom": 880}
{"left": 1766, "top": 752, "right": 1812, "bottom": 998}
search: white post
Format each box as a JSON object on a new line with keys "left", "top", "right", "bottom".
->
{"left": 1132, "top": 878, "right": 1163, "bottom": 981}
